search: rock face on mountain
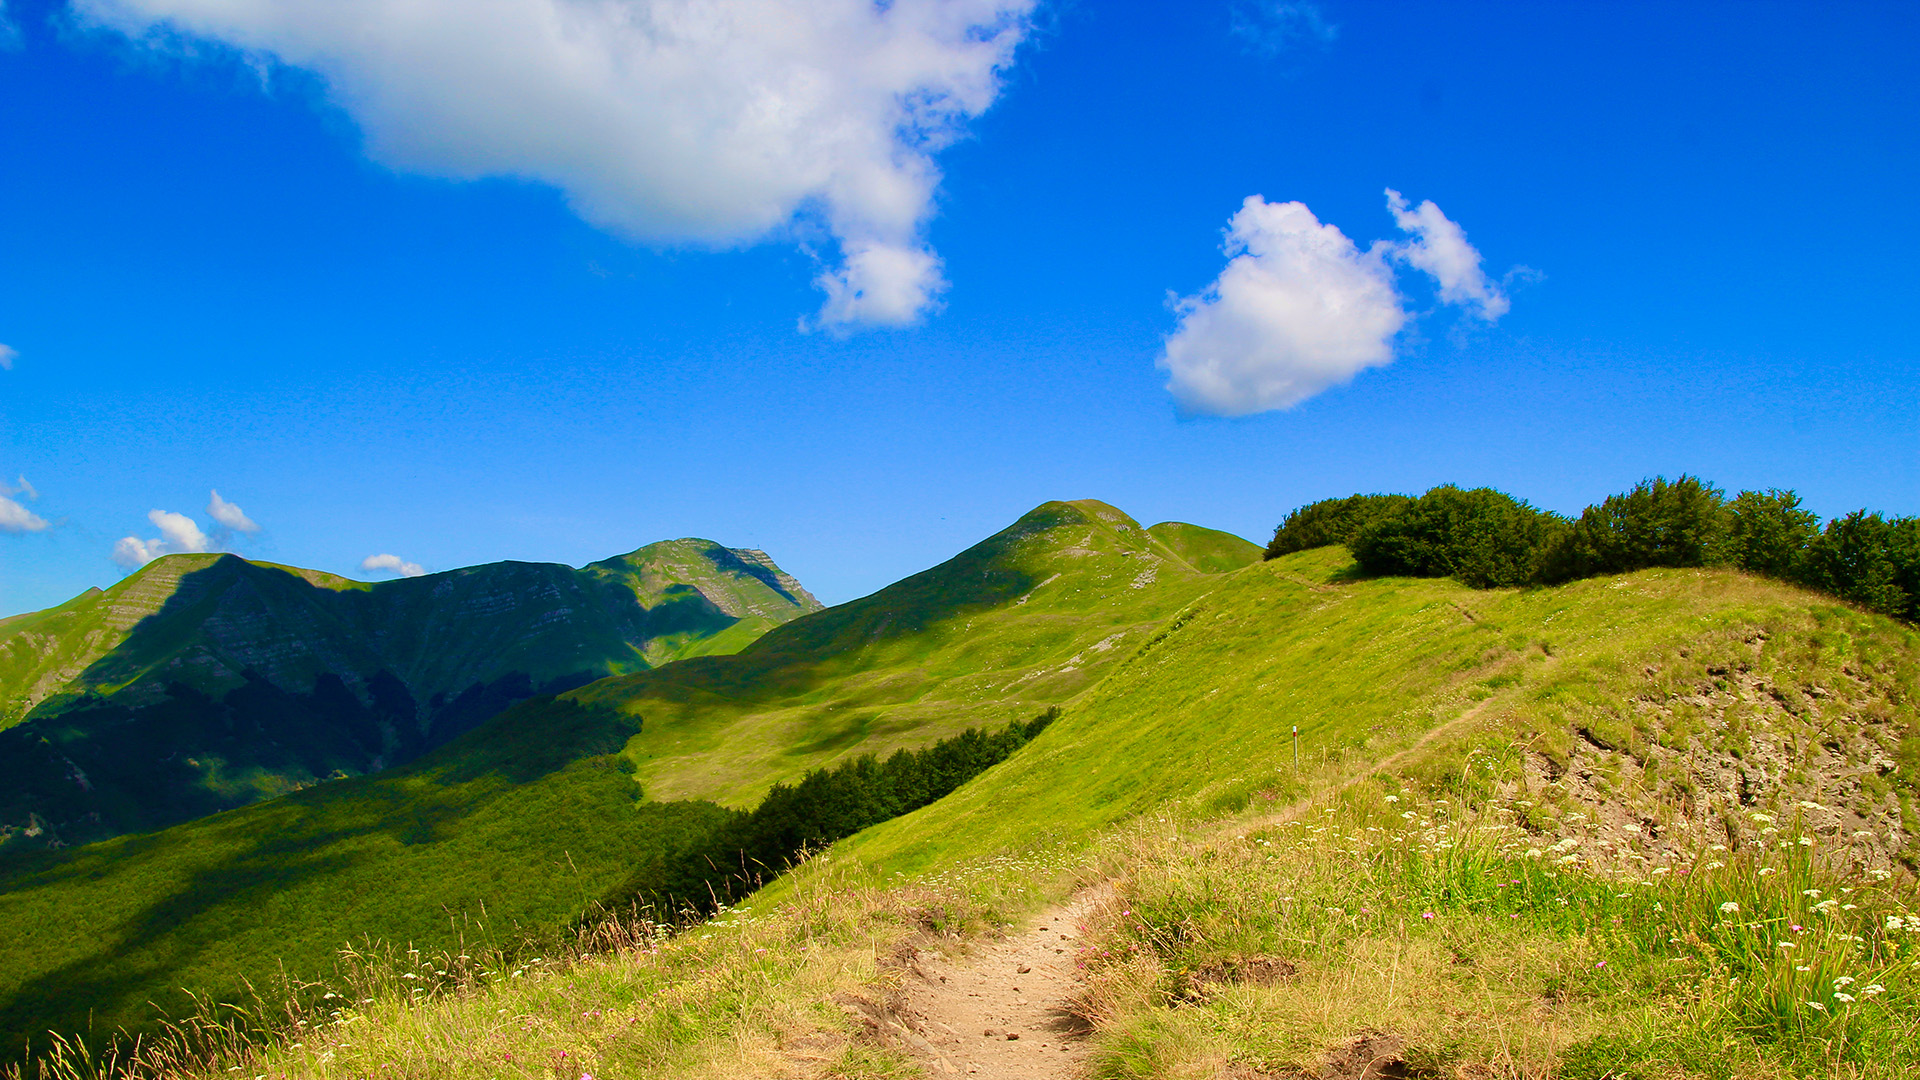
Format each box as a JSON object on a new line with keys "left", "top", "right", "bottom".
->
{"left": 0, "top": 540, "right": 820, "bottom": 851}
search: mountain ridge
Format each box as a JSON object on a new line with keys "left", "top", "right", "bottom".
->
{"left": 0, "top": 538, "right": 822, "bottom": 854}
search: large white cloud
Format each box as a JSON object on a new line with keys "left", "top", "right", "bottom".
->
{"left": 77, "top": 0, "right": 1035, "bottom": 328}
{"left": 1160, "top": 196, "right": 1405, "bottom": 417}
{"left": 361, "top": 553, "right": 426, "bottom": 578}
{"left": 114, "top": 509, "right": 213, "bottom": 566}
{"left": 1160, "top": 189, "right": 1509, "bottom": 417}
{"left": 207, "top": 488, "right": 260, "bottom": 533}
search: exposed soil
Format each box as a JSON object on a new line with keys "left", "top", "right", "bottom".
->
{"left": 887, "top": 889, "right": 1108, "bottom": 1078}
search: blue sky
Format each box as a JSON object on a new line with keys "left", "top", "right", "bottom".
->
{"left": 2, "top": 0, "right": 1916, "bottom": 616}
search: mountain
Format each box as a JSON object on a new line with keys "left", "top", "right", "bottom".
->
{"left": 0, "top": 500, "right": 1260, "bottom": 1053}
{"left": 0, "top": 539, "right": 820, "bottom": 852}
{"left": 4, "top": 504, "right": 1911, "bottom": 1076}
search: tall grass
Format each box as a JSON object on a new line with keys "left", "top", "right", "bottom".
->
{"left": 1073, "top": 797, "right": 1919, "bottom": 1078}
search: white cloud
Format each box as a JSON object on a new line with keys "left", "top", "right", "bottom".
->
{"left": 0, "top": 3, "right": 18, "bottom": 50}
{"left": 0, "top": 497, "right": 46, "bottom": 533}
{"left": 813, "top": 240, "right": 947, "bottom": 328}
{"left": 0, "top": 344, "right": 16, "bottom": 370}
{"left": 77, "top": 0, "right": 1036, "bottom": 328}
{"left": 1160, "top": 196, "right": 1405, "bottom": 417}
{"left": 1384, "top": 188, "right": 1508, "bottom": 320}
{"left": 113, "top": 509, "right": 213, "bottom": 567}
{"left": 362, "top": 553, "right": 426, "bottom": 578}
{"left": 1, "top": 475, "right": 48, "bottom": 533}
{"left": 1160, "top": 190, "right": 1512, "bottom": 416}
{"left": 207, "top": 489, "right": 260, "bottom": 533}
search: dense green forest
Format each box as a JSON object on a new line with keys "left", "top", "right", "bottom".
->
{"left": 1268, "top": 477, "right": 1920, "bottom": 621}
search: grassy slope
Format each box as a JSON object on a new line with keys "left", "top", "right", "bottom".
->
{"left": 1143, "top": 520, "right": 1263, "bottom": 574}
{"left": 845, "top": 549, "right": 1919, "bottom": 876}
{"left": 168, "top": 551, "right": 1920, "bottom": 1080}
{"left": 0, "top": 698, "right": 728, "bottom": 1055}
{"left": 0, "top": 502, "right": 1252, "bottom": 1055}
{"left": 579, "top": 500, "right": 1239, "bottom": 808}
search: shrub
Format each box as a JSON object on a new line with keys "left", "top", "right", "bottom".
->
{"left": 1718, "top": 488, "right": 1820, "bottom": 579}
{"left": 1349, "top": 486, "right": 1563, "bottom": 588}
{"left": 1265, "top": 494, "right": 1414, "bottom": 559}
{"left": 1802, "top": 512, "right": 1919, "bottom": 622}
{"left": 1545, "top": 475, "right": 1727, "bottom": 581}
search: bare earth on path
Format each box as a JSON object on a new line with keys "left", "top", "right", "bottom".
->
{"left": 889, "top": 889, "right": 1109, "bottom": 1078}
{"left": 871, "top": 693, "right": 1525, "bottom": 1076}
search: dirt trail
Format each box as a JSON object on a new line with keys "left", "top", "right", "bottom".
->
{"left": 889, "top": 889, "right": 1108, "bottom": 1077}
{"left": 879, "top": 686, "right": 1531, "bottom": 1076}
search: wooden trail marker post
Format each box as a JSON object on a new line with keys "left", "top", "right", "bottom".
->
{"left": 1292, "top": 725, "right": 1299, "bottom": 769}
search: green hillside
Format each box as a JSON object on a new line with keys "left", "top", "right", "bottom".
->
{"left": 83, "top": 544, "right": 1919, "bottom": 1080}
{"left": 0, "top": 501, "right": 1255, "bottom": 1056}
{"left": 579, "top": 499, "right": 1249, "bottom": 808}
{"left": 0, "top": 539, "right": 819, "bottom": 853}
{"left": 4, "top": 502, "right": 1913, "bottom": 1077}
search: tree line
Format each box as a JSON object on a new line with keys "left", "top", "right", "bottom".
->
{"left": 604, "top": 708, "right": 1057, "bottom": 912}
{"left": 1265, "top": 478, "right": 1920, "bottom": 623}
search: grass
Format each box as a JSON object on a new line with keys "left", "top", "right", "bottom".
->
{"left": 4, "top": 520, "right": 1916, "bottom": 1077}
{"left": 1072, "top": 799, "right": 1919, "bottom": 1078}
{"left": 0, "top": 501, "right": 1247, "bottom": 1059}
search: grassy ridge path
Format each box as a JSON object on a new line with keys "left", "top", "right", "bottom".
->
{"left": 893, "top": 890, "right": 1108, "bottom": 1077}
{"left": 880, "top": 688, "right": 1524, "bottom": 1077}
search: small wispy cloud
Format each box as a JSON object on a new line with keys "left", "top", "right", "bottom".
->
{"left": 1231, "top": 1, "right": 1337, "bottom": 57}
{"left": 1384, "top": 189, "right": 1508, "bottom": 319}
{"left": 113, "top": 510, "right": 212, "bottom": 567}
{"left": 361, "top": 553, "right": 426, "bottom": 579}
{"left": 0, "top": 474, "right": 47, "bottom": 533}
{"left": 1160, "top": 188, "right": 1513, "bottom": 417}
{"left": 0, "top": 498, "right": 42, "bottom": 533}
{"left": 207, "top": 489, "right": 260, "bottom": 534}
{"left": 0, "top": 344, "right": 17, "bottom": 371}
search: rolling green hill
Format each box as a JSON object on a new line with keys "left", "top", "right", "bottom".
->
{"left": 6, "top": 498, "right": 1911, "bottom": 1078}
{"left": 52, "top": 537, "right": 1919, "bottom": 1080}
{"left": 0, "top": 539, "right": 819, "bottom": 853}
{"left": 0, "top": 500, "right": 1256, "bottom": 1058}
